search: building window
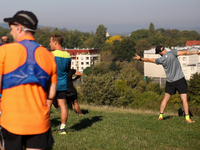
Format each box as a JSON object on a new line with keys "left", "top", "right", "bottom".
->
{"left": 191, "top": 67, "right": 195, "bottom": 71}
{"left": 86, "top": 62, "right": 89, "bottom": 65}
{"left": 81, "top": 67, "right": 84, "bottom": 70}
{"left": 73, "top": 52, "right": 74, "bottom": 55}
{"left": 183, "top": 57, "right": 186, "bottom": 61}
{"left": 72, "top": 62, "right": 74, "bottom": 65}
{"left": 81, "top": 57, "right": 83, "bottom": 60}
{"left": 81, "top": 62, "right": 84, "bottom": 65}
{"left": 77, "top": 57, "right": 79, "bottom": 60}
{"left": 182, "top": 63, "right": 186, "bottom": 67}
{"left": 77, "top": 52, "right": 79, "bottom": 54}
{"left": 86, "top": 57, "right": 89, "bottom": 60}
{"left": 72, "top": 67, "right": 74, "bottom": 69}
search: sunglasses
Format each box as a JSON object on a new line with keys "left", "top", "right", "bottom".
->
{"left": 8, "top": 22, "right": 19, "bottom": 27}
{"left": 160, "top": 47, "right": 165, "bottom": 52}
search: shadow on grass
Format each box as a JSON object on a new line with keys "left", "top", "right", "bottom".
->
{"left": 81, "top": 109, "right": 89, "bottom": 115}
{"left": 50, "top": 117, "right": 61, "bottom": 131}
{"left": 163, "top": 116, "right": 177, "bottom": 120}
{"left": 69, "top": 116, "right": 103, "bottom": 131}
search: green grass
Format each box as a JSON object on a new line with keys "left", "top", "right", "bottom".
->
{"left": 48, "top": 105, "right": 200, "bottom": 150}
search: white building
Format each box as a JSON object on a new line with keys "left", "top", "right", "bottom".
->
{"left": 144, "top": 46, "right": 200, "bottom": 86}
{"left": 65, "top": 48, "right": 100, "bottom": 73}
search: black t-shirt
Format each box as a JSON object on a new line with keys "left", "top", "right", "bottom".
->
{"left": 66, "top": 69, "right": 77, "bottom": 93}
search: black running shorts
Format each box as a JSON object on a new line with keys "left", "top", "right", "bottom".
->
{"left": 56, "top": 91, "right": 66, "bottom": 99}
{"left": 165, "top": 77, "right": 188, "bottom": 95}
{"left": 66, "top": 92, "right": 77, "bottom": 102}
{"left": 1, "top": 127, "right": 54, "bottom": 150}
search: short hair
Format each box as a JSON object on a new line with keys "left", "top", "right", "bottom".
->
{"left": 51, "top": 34, "right": 63, "bottom": 45}
{"left": 155, "top": 45, "right": 164, "bottom": 54}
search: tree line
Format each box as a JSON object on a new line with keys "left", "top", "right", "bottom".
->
{"left": 1, "top": 23, "right": 200, "bottom": 115}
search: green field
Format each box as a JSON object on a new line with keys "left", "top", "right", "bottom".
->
{"left": 49, "top": 105, "right": 200, "bottom": 150}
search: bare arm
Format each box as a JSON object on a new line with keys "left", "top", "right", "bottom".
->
{"left": 133, "top": 54, "right": 156, "bottom": 63}
{"left": 73, "top": 71, "right": 83, "bottom": 81}
{"left": 47, "top": 83, "right": 57, "bottom": 111}
{"left": 177, "top": 51, "right": 200, "bottom": 56}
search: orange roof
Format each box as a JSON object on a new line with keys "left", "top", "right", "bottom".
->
{"left": 185, "top": 40, "right": 200, "bottom": 46}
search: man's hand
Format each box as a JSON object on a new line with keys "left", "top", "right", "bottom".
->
{"left": 133, "top": 54, "right": 141, "bottom": 60}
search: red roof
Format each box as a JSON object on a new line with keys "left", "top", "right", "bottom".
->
{"left": 185, "top": 41, "right": 200, "bottom": 46}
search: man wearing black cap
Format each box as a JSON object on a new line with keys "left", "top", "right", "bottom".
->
{"left": 133, "top": 45, "right": 200, "bottom": 123}
{"left": 0, "top": 10, "right": 57, "bottom": 149}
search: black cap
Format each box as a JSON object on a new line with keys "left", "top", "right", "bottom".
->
{"left": 4, "top": 10, "right": 38, "bottom": 31}
{"left": 155, "top": 45, "right": 164, "bottom": 54}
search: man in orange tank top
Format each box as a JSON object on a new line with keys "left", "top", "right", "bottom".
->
{"left": 0, "top": 10, "right": 57, "bottom": 150}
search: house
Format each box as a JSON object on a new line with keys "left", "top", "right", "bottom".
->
{"left": 65, "top": 48, "right": 100, "bottom": 72}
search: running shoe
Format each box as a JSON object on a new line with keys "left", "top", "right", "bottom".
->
{"left": 59, "top": 129, "right": 67, "bottom": 134}
{"left": 158, "top": 117, "right": 163, "bottom": 120}
{"left": 185, "top": 119, "right": 195, "bottom": 123}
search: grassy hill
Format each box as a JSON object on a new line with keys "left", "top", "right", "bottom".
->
{"left": 48, "top": 104, "right": 200, "bottom": 150}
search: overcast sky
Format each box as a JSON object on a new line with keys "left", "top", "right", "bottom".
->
{"left": 0, "top": 0, "right": 200, "bottom": 33}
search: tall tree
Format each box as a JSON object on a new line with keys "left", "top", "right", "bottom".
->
{"left": 148, "top": 22, "right": 155, "bottom": 36}
{"left": 92, "top": 24, "right": 107, "bottom": 48}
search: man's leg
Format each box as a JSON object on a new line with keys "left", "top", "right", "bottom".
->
{"left": 57, "top": 99, "right": 68, "bottom": 133}
{"left": 160, "top": 93, "right": 171, "bottom": 113}
{"left": 180, "top": 93, "right": 194, "bottom": 123}
{"left": 73, "top": 100, "right": 83, "bottom": 115}
{"left": 159, "top": 93, "right": 171, "bottom": 119}
{"left": 180, "top": 94, "right": 189, "bottom": 115}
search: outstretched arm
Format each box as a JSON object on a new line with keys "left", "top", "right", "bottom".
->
{"left": 133, "top": 54, "right": 156, "bottom": 63}
{"left": 73, "top": 71, "right": 83, "bottom": 81}
{"left": 177, "top": 51, "right": 200, "bottom": 56}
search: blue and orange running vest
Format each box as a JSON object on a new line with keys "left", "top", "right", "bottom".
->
{"left": 2, "top": 40, "right": 50, "bottom": 92}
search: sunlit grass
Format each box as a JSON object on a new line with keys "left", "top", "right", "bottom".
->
{"left": 48, "top": 104, "right": 200, "bottom": 150}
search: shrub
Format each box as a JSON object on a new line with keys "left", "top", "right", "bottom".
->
{"left": 80, "top": 73, "right": 119, "bottom": 105}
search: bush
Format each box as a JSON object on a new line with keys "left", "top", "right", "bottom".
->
{"left": 131, "top": 91, "right": 160, "bottom": 110}
{"left": 80, "top": 73, "right": 119, "bottom": 105}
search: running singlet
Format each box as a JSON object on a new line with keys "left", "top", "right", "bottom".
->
{"left": 2, "top": 40, "right": 50, "bottom": 91}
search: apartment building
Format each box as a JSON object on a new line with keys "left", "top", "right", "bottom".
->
{"left": 65, "top": 48, "right": 100, "bottom": 72}
{"left": 144, "top": 46, "right": 200, "bottom": 87}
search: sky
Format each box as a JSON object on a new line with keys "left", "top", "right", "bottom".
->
{"left": 0, "top": 0, "right": 200, "bottom": 34}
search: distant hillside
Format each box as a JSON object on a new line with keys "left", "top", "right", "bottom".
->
{"left": 0, "top": 22, "right": 200, "bottom": 34}
{"left": 0, "top": 23, "right": 9, "bottom": 28}
{"left": 0, "top": 23, "right": 44, "bottom": 29}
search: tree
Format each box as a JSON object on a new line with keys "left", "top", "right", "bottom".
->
{"left": 148, "top": 22, "right": 155, "bottom": 36}
{"left": 130, "top": 29, "right": 149, "bottom": 42}
{"left": 113, "top": 37, "right": 136, "bottom": 61}
{"left": 80, "top": 73, "right": 119, "bottom": 105}
{"left": 134, "top": 39, "right": 151, "bottom": 56}
{"left": 106, "top": 35, "right": 122, "bottom": 45}
{"left": 91, "top": 24, "right": 107, "bottom": 48}
{"left": 83, "top": 67, "right": 92, "bottom": 75}
{"left": 100, "top": 50, "right": 114, "bottom": 62}
{"left": 92, "top": 62, "right": 110, "bottom": 75}
{"left": 156, "top": 28, "right": 165, "bottom": 33}
{"left": 188, "top": 73, "right": 200, "bottom": 105}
